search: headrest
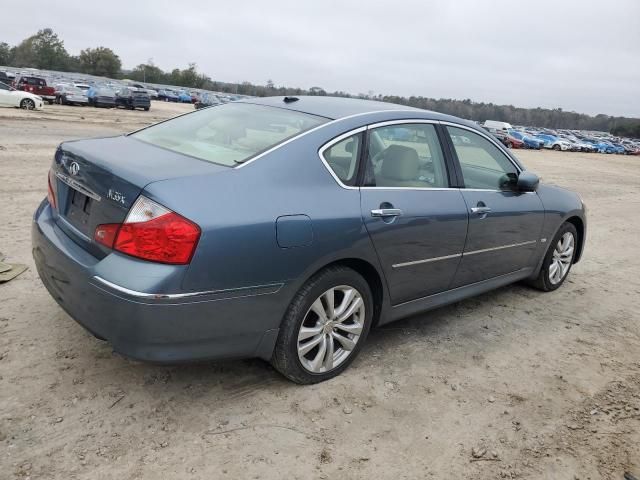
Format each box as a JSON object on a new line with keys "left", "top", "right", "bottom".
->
{"left": 380, "top": 145, "right": 420, "bottom": 181}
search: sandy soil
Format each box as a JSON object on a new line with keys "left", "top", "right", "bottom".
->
{"left": 1, "top": 102, "right": 640, "bottom": 480}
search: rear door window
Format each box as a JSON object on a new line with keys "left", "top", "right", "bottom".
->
{"left": 132, "top": 103, "right": 328, "bottom": 167}
{"left": 364, "top": 123, "right": 449, "bottom": 188}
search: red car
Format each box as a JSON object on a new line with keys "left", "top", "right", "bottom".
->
{"left": 15, "top": 76, "right": 56, "bottom": 104}
{"left": 503, "top": 135, "right": 524, "bottom": 149}
{"left": 492, "top": 130, "right": 524, "bottom": 149}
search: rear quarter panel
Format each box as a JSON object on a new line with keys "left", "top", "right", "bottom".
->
{"left": 141, "top": 116, "right": 388, "bottom": 296}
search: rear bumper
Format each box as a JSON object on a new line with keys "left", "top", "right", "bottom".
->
{"left": 31, "top": 200, "right": 283, "bottom": 363}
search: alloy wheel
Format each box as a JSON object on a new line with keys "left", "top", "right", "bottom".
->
{"left": 21, "top": 99, "right": 35, "bottom": 110}
{"left": 549, "top": 232, "right": 574, "bottom": 285}
{"left": 297, "top": 285, "right": 365, "bottom": 373}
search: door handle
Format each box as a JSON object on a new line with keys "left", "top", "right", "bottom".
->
{"left": 471, "top": 206, "right": 492, "bottom": 214}
{"left": 371, "top": 208, "right": 403, "bottom": 218}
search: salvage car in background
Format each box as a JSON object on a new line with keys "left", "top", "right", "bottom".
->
{"left": 508, "top": 130, "right": 543, "bottom": 149}
{"left": 157, "top": 89, "right": 179, "bottom": 102}
{"left": 178, "top": 90, "right": 193, "bottom": 103}
{"left": 15, "top": 76, "right": 56, "bottom": 104}
{"left": 194, "top": 92, "right": 222, "bottom": 109}
{"left": 87, "top": 86, "right": 116, "bottom": 108}
{"left": 0, "top": 80, "right": 44, "bottom": 110}
{"left": 535, "top": 134, "right": 572, "bottom": 151}
{"left": 115, "top": 87, "right": 151, "bottom": 111}
{"left": 33, "top": 96, "right": 586, "bottom": 384}
{"left": 54, "top": 84, "right": 89, "bottom": 106}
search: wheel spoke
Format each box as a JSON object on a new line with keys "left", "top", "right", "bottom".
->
{"left": 309, "top": 336, "right": 327, "bottom": 371}
{"left": 549, "top": 261, "right": 559, "bottom": 279}
{"left": 310, "top": 298, "right": 329, "bottom": 322}
{"left": 553, "top": 262, "right": 564, "bottom": 282}
{"left": 332, "top": 331, "right": 356, "bottom": 351}
{"left": 298, "top": 334, "right": 324, "bottom": 356}
{"left": 323, "top": 335, "right": 334, "bottom": 370}
{"left": 559, "top": 247, "right": 574, "bottom": 260}
{"left": 322, "top": 289, "right": 335, "bottom": 320}
{"left": 334, "top": 288, "right": 355, "bottom": 318}
{"left": 337, "top": 296, "right": 363, "bottom": 323}
{"left": 334, "top": 321, "right": 363, "bottom": 336}
{"left": 298, "top": 324, "right": 323, "bottom": 341}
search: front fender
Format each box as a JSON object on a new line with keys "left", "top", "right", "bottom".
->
{"left": 531, "top": 183, "right": 587, "bottom": 276}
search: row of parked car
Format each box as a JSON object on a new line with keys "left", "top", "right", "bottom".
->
{"left": 0, "top": 68, "right": 248, "bottom": 112}
{"left": 483, "top": 120, "right": 640, "bottom": 155}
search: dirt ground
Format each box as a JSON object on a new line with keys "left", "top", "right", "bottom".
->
{"left": 1, "top": 102, "right": 640, "bottom": 480}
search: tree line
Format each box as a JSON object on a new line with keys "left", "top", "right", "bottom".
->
{"left": 1, "top": 28, "right": 639, "bottom": 137}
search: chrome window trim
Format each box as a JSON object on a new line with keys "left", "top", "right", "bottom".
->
{"left": 439, "top": 120, "right": 523, "bottom": 174}
{"left": 237, "top": 109, "right": 422, "bottom": 170}
{"left": 319, "top": 119, "right": 449, "bottom": 191}
{"left": 314, "top": 118, "right": 528, "bottom": 192}
{"left": 366, "top": 118, "right": 439, "bottom": 129}
{"left": 391, "top": 240, "right": 538, "bottom": 268}
{"left": 317, "top": 126, "right": 367, "bottom": 190}
{"left": 92, "top": 275, "right": 283, "bottom": 300}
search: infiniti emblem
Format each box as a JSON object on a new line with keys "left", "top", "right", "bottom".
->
{"left": 69, "top": 162, "right": 80, "bottom": 176}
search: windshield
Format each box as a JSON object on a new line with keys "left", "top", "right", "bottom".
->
{"left": 131, "top": 103, "right": 329, "bottom": 167}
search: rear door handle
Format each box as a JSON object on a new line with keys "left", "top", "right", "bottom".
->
{"left": 371, "top": 208, "right": 403, "bottom": 217}
{"left": 471, "top": 206, "right": 492, "bottom": 214}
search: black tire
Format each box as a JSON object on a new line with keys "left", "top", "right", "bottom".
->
{"left": 271, "top": 266, "right": 374, "bottom": 384}
{"left": 552, "top": 144, "right": 561, "bottom": 151}
{"left": 506, "top": 141, "right": 512, "bottom": 148}
{"left": 144, "top": 107, "right": 149, "bottom": 111}
{"left": 527, "top": 222, "right": 578, "bottom": 292}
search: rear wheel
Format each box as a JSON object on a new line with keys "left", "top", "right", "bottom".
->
{"left": 506, "top": 141, "right": 513, "bottom": 148}
{"left": 271, "top": 266, "right": 373, "bottom": 384}
{"left": 552, "top": 144, "right": 561, "bottom": 151}
{"left": 20, "top": 98, "right": 35, "bottom": 110}
{"left": 528, "top": 222, "right": 577, "bottom": 292}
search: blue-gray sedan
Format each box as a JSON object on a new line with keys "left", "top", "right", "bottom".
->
{"left": 32, "top": 96, "right": 586, "bottom": 383}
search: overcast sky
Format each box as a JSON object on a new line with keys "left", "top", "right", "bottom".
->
{"left": 3, "top": 0, "right": 639, "bottom": 117}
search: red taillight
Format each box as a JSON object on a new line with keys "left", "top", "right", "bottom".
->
{"left": 47, "top": 169, "right": 57, "bottom": 210}
{"left": 94, "top": 196, "right": 200, "bottom": 265}
{"left": 94, "top": 223, "right": 120, "bottom": 248}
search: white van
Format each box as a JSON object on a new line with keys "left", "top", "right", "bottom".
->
{"left": 483, "top": 120, "right": 513, "bottom": 131}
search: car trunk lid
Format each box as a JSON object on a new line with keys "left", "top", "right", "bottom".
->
{"left": 51, "top": 135, "right": 226, "bottom": 256}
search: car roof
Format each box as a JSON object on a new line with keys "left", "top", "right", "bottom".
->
{"left": 239, "top": 95, "right": 442, "bottom": 121}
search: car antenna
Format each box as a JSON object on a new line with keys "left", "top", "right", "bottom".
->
{"left": 283, "top": 96, "right": 299, "bottom": 103}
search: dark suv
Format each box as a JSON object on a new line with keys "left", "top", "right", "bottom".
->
{"left": 115, "top": 87, "right": 150, "bottom": 111}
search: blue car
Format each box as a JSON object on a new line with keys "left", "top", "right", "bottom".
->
{"left": 177, "top": 91, "right": 193, "bottom": 103}
{"left": 86, "top": 86, "right": 116, "bottom": 108}
{"left": 508, "top": 130, "right": 543, "bottom": 149}
{"left": 32, "top": 96, "right": 587, "bottom": 383}
{"left": 157, "top": 89, "right": 179, "bottom": 102}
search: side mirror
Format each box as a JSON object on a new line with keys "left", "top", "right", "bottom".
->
{"left": 517, "top": 171, "right": 539, "bottom": 192}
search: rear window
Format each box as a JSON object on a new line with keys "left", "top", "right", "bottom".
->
{"left": 131, "top": 103, "right": 328, "bottom": 167}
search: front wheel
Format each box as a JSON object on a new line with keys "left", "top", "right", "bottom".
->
{"left": 552, "top": 144, "right": 561, "bottom": 151}
{"left": 528, "top": 222, "right": 577, "bottom": 292}
{"left": 271, "top": 266, "right": 373, "bottom": 384}
{"left": 20, "top": 98, "right": 35, "bottom": 110}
